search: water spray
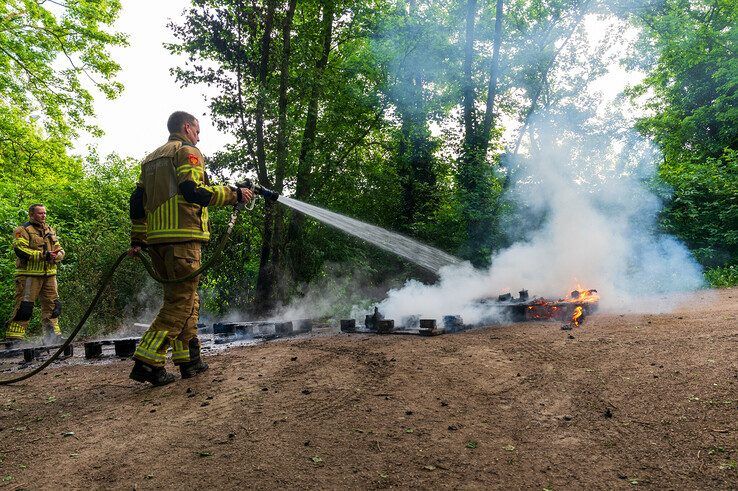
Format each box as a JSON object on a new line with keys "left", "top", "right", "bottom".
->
{"left": 235, "top": 178, "right": 462, "bottom": 274}
{"left": 1, "top": 179, "right": 462, "bottom": 384}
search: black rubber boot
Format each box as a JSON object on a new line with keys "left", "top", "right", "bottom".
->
{"left": 179, "top": 338, "right": 209, "bottom": 379}
{"left": 129, "top": 359, "right": 176, "bottom": 386}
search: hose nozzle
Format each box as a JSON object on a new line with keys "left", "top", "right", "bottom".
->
{"left": 238, "top": 179, "right": 279, "bottom": 202}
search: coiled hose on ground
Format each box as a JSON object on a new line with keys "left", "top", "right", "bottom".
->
{"left": 0, "top": 206, "right": 242, "bottom": 385}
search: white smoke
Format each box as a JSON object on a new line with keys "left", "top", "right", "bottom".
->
{"left": 115, "top": 275, "right": 161, "bottom": 338}
{"left": 369, "top": 127, "right": 704, "bottom": 323}
{"left": 362, "top": 20, "right": 705, "bottom": 323}
{"left": 370, "top": 113, "right": 705, "bottom": 323}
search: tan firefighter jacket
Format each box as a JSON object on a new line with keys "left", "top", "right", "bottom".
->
{"left": 13, "top": 220, "right": 65, "bottom": 276}
{"left": 130, "top": 134, "right": 238, "bottom": 246}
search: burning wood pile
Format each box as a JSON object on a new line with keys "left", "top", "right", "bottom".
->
{"left": 524, "top": 288, "right": 600, "bottom": 329}
{"left": 491, "top": 287, "right": 600, "bottom": 329}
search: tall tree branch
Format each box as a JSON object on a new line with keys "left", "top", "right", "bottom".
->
{"left": 461, "top": 0, "right": 478, "bottom": 148}
{"left": 511, "top": 1, "right": 591, "bottom": 156}
{"left": 481, "top": 0, "right": 504, "bottom": 155}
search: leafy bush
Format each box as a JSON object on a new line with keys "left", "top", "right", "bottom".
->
{"left": 704, "top": 265, "right": 738, "bottom": 288}
{"left": 659, "top": 150, "right": 738, "bottom": 270}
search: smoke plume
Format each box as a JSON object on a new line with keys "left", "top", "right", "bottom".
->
{"left": 366, "top": 18, "right": 704, "bottom": 323}
{"left": 371, "top": 117, "right": 704, "bottom": 323}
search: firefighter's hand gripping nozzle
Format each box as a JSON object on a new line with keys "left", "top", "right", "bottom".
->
{"left": 236, "top": 179, "right": 280, "bottom": 210}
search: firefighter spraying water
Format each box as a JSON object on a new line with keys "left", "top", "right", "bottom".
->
{"left": 0, "top": 111, "right": 594, "bottom": 387}
{"left": 126, "top": 111, "right": 257, "bottom": 386}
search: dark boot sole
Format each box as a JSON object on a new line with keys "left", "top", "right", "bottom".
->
{"left": 150, "top": 376, "right": 177, "bottom": 386}
{"left": 130, "top": 369, "right": 177, "bottom": 386}
{"left": 180, "top": 364, "right": 209, "bottom": 379}
{"left": 129, "top": 371, "right": 148, "bottom": 383}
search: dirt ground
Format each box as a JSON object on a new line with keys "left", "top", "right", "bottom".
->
{"left": 1, "top": 288, "right": 736, "bottom": 490}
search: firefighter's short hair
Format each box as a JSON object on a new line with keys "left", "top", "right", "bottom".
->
{"left": 167, "top": 111, "right": 198, "bottom": 133}
{"left": 28, "top": 203, "right": 44, "bottom": 214}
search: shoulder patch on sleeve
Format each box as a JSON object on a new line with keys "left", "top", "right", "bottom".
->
{"left": 187, "top": 153, "right": 200, "bottom": 166}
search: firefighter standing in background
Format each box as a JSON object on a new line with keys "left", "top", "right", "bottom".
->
{"left": 4, "top": 204, "right": 65, "bottom": 343}
{"left": 128, "top": 111, "right": 253, "bottom": 386}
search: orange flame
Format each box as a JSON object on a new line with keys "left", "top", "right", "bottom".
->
{"left": 524, "top": 287, "right": 599, "bottom": 328}
{"left": 571, "top": 306, "right": 583, "bottom": 327}
{"left": 563, "top": 288, "right": 600, "bottom": 304}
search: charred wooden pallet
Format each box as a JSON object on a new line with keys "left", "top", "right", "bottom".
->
{"left": 0, "top": 343, "right": 74, "bottom": 362}
{"left": 0, "top": 346, "right": 24, "bottom": 359}
{"left": 340, "top": 317, "right": 454, "bottom": 337}
{"left": 419, "top": 319, "right": 445, "bottom": 336}
{"left": 480, "top": 289, "right": 600, "bottom": 323}
{"left": 211, "top": 319, "right": 314, "bottom": 345}
{"left": 84, "top": 338, "right": 140, "bottom": 359}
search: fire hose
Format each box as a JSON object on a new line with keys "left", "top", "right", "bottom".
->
{"left": 0, "top": 180, "right": 278, "bottom": 386}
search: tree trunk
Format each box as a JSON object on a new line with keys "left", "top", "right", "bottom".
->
{"left": 268, "top": 0, "right": 298, "bottom": 303}
{"left": 294, "top": 0, "right": 334, "bottom": 202}
{"left": 461, "top": 0, "right": 477, "bottom": 151}
{"left": 481, "top": 0, "right": 504, "bottom": 156}
{"left": 274, "top": 0, "right": 298, "bottom": 194}
{"left": 285, "top": 0, "right": 335, "bottom": 284}
{"left": 457, "top": 0, "right": 487, "bottom": 262}
{"left": 253, "top": 0, "right": 278, "bottom": 312}
{"left": 395, "top": 1, "right": 438, "bottom": 234}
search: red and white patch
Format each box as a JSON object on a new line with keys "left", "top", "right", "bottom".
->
{"left": 187, "top": 154, "right": 200, "bottom": 166}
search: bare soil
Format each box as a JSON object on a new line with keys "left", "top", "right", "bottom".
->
{"left": 1, "top": 288, "right": 737, "bottom": 490}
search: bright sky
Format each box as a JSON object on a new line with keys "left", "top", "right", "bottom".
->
{"left": 73, "top": 1, "right": 232, "bottom": 160}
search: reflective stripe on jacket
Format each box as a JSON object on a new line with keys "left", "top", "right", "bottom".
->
{"left": 131, "top": 134, "right": 237, "bottom": 245}
{"left": 13, "top": 222, "right": 65, "bottom": 276}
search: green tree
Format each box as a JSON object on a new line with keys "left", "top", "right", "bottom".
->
{"left": 0, "top": 0, "right": 125, "bottom": 137}
{"left": 623, "top": 0, "right": 738, "bottom": 282}
{"left": 170, "top": 0, "right": 404, "bottom": 311}
{"left": 0, "top": 0, "right": 127, "bottom": 337}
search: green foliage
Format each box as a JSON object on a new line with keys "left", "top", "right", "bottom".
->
{"left": 0, "top": 0, "right": 125, "bottom": 336}
{"left": 50, "top": 154, "right": 144, "bottom": 335}
{"left": 0, "top": 0, "right": 125, "bottom": 137}
{"left": 0, "top": 154, "right": 145, "bottom": 338}
{"left": 704, "top": 265, "right": 738, "bottom": 288}
{"left": 659, "top": 150, "right": 738, "bottom": 268}
{"left": 198, "top": 204, "right": 264, "bottom": 316}
{"left": 630, "top": 0, "right": 737, "bottom": 161}
{"left": 628, "top": 0, "right": 738, "bottom": 281}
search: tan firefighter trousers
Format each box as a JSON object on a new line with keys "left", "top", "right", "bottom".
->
{"left": 5, "top": 275, "right": 62, "bottom": 340}
{"left": 133, "top": 242, "right": 202, "bottom": 367}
